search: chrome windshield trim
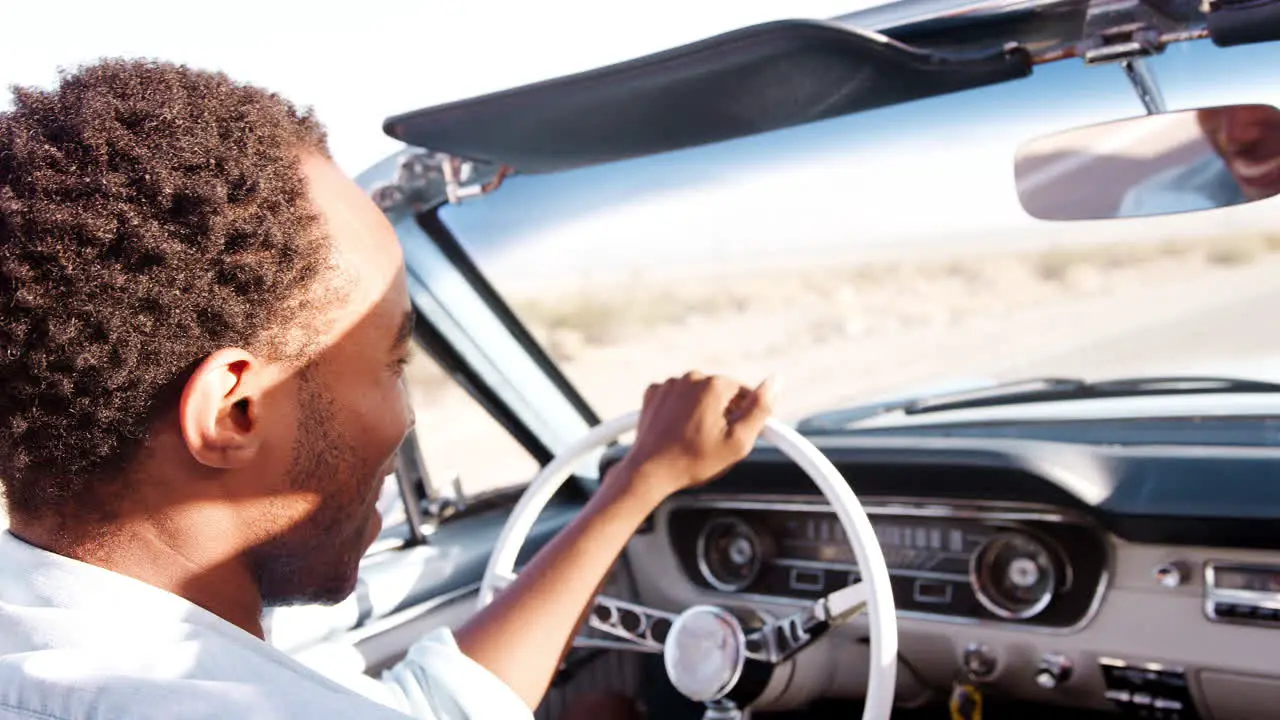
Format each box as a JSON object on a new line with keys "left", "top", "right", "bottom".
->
{"left": 393, "top": 214, "right": 595, "bottom": 465}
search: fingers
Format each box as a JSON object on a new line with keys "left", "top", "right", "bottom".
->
{"left": 645, "top": 371, "right": 774, "bottom": 419}
{"left": 647, "top": 370, "right": 775, "bottom": 424}
{"left": 705, "top": 374, "right": 769, "bottom": 411}
{"left": 755, "top": 376, "right": 779, "bottom": 409}
{"left": 725, "top": 386, "right": 752, "bottom": 422}
{"left": 649, "top": 371, "right": 761, "bottom": 404}
{"left": 643, "top": 382, "right": 660, "bottom": 407}
{"left": 627, "top": 371, "right": 781, "bottom": 493}
{"left": 726, "top": 376, "right": 776, "bottom": 450}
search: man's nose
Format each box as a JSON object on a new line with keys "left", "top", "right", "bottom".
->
{"left": 396, "top": 375, "right": 417, "bottom": 437}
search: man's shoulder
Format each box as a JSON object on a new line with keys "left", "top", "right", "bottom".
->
{"left": 0, "top": 656, "right": 276, "bottom": 720}
{"left": 1118, "top": 152, "right": 1241, "bottom": 216}
{"left": 0, "top": 535, "right": 411, "bottom": 720}
{"left": 0, "top": 627, "right": 408, "bottom": 720}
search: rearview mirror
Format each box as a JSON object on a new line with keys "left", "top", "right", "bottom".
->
{"left": 1015, "top": 104, "right": 1280, "bottom": 221}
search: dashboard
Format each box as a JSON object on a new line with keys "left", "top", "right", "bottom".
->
{"left": 668, "top": 498, "right": 1108, "bottom": 630}
{"left": 609, "top": 435, "right": 1280, "bottom": 719}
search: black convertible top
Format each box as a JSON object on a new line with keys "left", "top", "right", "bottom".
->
{"left": 382, "top": 19, "right": 1032, "bottom": 174}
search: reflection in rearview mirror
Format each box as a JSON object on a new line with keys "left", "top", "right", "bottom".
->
{"left": 1015, "top": 104, "right": 1280, "bottom": 221}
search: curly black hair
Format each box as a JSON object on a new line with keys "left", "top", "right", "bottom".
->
{"left": 0, "top": 58, "right": 334, "bottom": 519}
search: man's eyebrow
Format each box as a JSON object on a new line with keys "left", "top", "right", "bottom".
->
{"left": 392, "top": 309, "right": 415, "bottom": 352}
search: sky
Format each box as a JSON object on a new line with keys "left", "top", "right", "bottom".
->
{"left": 0, "top": 0, "right": 862, "bottom": 174}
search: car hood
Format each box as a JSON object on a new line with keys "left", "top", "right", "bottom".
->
{"left": 796, "top": 358, "right": 1280, "bottom": 432}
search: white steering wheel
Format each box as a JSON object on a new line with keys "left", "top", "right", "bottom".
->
{"left": 479, "top": 412, "right": 897, "bottom": 719}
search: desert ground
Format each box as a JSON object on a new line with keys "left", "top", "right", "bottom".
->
{"left": 1, "top": 233, "right": 1275, "bottom": 533}
{"left": 403, "top": 233, "right": 1280, "bottom": 498}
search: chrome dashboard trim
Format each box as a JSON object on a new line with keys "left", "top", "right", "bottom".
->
{"left": 669, "top": 493, "right": 1077, "bottom": 523}
{"left": 1202, "top": 560, "right": 1280, "bottom": 626}
{"left": 661, "top": 495, "right": 1111, "bottom": 636}
{"left": 681, "top": 575, "right": 1113, "bottom": 637}
{"left": 1099, "top": 656, "right": 1186, "bottom": 674}
{"left": 968, "top": 531, "right": 1060, "bottom": 621}
{"left": 696, "top": 516, "right": 765, "bottom": 593}
{"left": 584, "top": 594, "right": 676, "bottom": 653}
{"left": 772, "top": 557, "right": 966, "bottom": 584}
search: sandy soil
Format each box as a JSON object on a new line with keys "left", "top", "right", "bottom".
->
{"left": 403, "top": 235, "right": 1280, "bottom": 497}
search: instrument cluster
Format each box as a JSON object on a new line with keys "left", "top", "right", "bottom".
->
{"left": 668, "top": 499, "right": 1109, "bottom": 629}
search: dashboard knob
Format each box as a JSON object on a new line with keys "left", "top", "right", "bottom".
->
{"left": 1035, "top": 653, "right": 1073, "bottom": 689}
{"left": 962, "top": 643, "right": 997, "bottom": 679}
{"left": 1153, "top": 561, "right": 1187, "bottom": 588}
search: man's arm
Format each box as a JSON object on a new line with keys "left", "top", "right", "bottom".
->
{"left": 454, "top": 373, "right": 775, "bottom": 709}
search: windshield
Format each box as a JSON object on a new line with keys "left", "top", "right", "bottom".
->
{"left": 439, "top": 39, "right": 1280, "bottom": 440}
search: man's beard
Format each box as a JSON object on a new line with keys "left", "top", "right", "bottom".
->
{"left": 252, "top": 372, "right": 368, "bottom": 607}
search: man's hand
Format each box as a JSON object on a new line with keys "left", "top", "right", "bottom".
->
{"left": 618, "top": 372, "right": 776, "bottom": 501}
{"left": 454, "top": 371, "right": 778, "bottom": 711}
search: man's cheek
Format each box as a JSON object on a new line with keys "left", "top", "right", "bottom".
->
{"left": 359, "top": 376, "right": 415, "bottom": 459}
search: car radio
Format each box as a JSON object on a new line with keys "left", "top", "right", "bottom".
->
{"left": 1203, "top": 562, "right": 1280, "bottom": 625}
{"left": 1099, "top": 657, "right": 1197, "bottom": 719}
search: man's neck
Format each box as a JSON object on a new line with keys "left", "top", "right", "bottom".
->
{"left": 9, "top": 514, "right": 268, "bottom": 639}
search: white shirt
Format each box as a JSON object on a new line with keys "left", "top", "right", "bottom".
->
{"left": 0, "top": 532, "right": 531, "bottom": 720}
{"left": 1117, "top": 151, "right": 1247, "bottom": 218}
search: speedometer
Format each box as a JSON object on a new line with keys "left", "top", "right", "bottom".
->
{"left": 970, "top": 531, "right": 1057, "bottom": 620}
{"left": 696, "top": 516, "right": 767, "bottom": 592}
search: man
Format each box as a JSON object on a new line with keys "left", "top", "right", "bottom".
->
{"left": 1117, "top": 104, "right": 1280, "bottom": 217}
{"left": 0, "top": 59, "right": 775, "bottom": 719}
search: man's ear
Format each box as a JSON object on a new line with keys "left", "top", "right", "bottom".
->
{"left": 178, "top": 348, "right": 267, "bottom": 470}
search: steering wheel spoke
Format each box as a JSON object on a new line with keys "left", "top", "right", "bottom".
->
{"left": 824, "top": 579, "right": 871, "bottom": 623}
{"left": 489, "top": 569, "right": 518, "bottom": 592}
{"left": 575, "top": 594, "right": 677, "bottom": 653}
{"left": 746, "top": 581, "right": 869, "bottom": 663}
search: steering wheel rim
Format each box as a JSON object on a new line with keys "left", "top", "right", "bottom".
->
{"left": 479, "top": 411, "right": 898, "bottom": 719}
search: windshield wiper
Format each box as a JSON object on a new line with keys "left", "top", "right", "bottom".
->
{"left": 902, "top": 375, "right": 1280, "bottom": 415}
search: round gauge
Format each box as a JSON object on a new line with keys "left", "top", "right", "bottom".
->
{"left": 696, "top": 516, "right": 766, "bottom": 592}
{"left": 970, "top": 531, "right": 1058, "bottom": 620}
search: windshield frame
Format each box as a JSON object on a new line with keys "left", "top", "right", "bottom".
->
{"left": 394, "top": 206, "right": 605, "bottom": 503}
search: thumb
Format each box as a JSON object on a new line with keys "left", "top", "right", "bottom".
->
{"left": 755, "top": 376, "right": 779, "bottom": 409}
{"left": 727, "top": 376, "right": 778, "bottom": 445}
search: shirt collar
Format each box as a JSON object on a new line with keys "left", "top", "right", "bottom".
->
{"left": 0, "top": 530, "right": 256, "bottom": 641}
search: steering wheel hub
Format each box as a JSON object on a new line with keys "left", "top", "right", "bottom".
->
{"left": 663, "top": 605, "right": 747, "bottom": 702}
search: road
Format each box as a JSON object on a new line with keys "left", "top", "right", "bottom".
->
{"left": 549, "top": 252, "right": 1280, "bottom": 429}
{"left": 1006, "top": 264, "right": 1280, "bottom": 382}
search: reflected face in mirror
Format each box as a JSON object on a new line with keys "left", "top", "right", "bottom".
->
{"left": 1197, "top": 105, "right": 1280, "bottom": 201}
{"left": 1014, "top": 103, "right": 1280, "bottom": 221}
